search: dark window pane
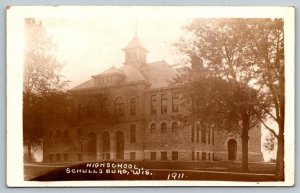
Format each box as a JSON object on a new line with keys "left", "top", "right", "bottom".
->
{"left": 161, "top": 94, "right": 168, "bottom": 114}
{"left": 151, "top": 95, "right": 157, "bottom": 114}
{"left": 172, "top": 151, "right": 178, "bottom": 160}
{"left": 161, "top": 123, "right": 167, "bottom": 133}
{"left": 161, "top": 152, "right": 167, "bottom": 160}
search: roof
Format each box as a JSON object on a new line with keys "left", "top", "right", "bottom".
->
{"left": 140, "top": 61, "right": 178, "bottom": 89}
{"left": 122, "top": 36, "right": 148, "bottom": 52}
{"left": 70, "top": 61, "right": 178, "bottom": 92}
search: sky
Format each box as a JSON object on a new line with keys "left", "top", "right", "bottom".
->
{"left": 42, "top": 17, "right": 189, "bottom": 89}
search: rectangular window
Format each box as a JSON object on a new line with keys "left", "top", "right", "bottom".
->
{"left": 172, "top": 151, "right": 178, "bottom": 160}
{"left": 196, "top": 128, "right": 199, "bottom": 143}
{"left": 151, "top": 152, "right": 156, "bottom": 160}
{"left": 172, "top": 92, "right": 179, "bottom": 112}
{"left": 212, "top": 128, "right": 215, "bottom": 145}
{"left": 151, "top": 95, "right": 157, "bottom": 114}
{"left": 130, "top": 124, "right": 136, "bottom": 143}
{"left": 191, "top": 126, "right": 194, "bottom": 142}
{"left": 197, "top": 152, "right": 200, "bottom": 160}
{"left": 208, "top": 153, "right": 211, "bottom": 160}
{"left": 130, "top": 152, "right": 136, "bottom": 160}
{"left": 192, "top": 151, "right": 195, "bottom": 160}
{"left": 161, "top": 94, "right": 168, "bottom": 114}
{"left": 161, "top": 152, "right": 167, "bottom": 160}
{"left": 64, "top": 153, "right": 68, "bottom": 161}
{"left": 208, "top": 128, "right": 211, "bottom": 144}
{"left": 201, "top": 127, "right": 206, "bottom": 144}
{"left": 212, "top": 153, "right": 215, "bottom": 161}
{"left": 201, "top": 152, "right": 207, "bottom": 161}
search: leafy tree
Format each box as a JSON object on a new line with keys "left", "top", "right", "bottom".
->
{"left": 174, "top": 19, "right": 272, "bottom": 171}
{"left": 247, "top": 18, "right": 285, "bottom": 179}
{"left": 23, "top": 18, "right": 69, "bottom": 162}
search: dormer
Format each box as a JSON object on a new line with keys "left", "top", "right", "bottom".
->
{"left": 122, "top": 36, "right": 148, "bottom": 68}
{"left": 92, "top": 66, "right": 125, "bottom": 86}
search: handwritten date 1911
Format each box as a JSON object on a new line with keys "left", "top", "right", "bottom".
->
{"left": 167, "top": 172, "right": 186, "bottom": 180}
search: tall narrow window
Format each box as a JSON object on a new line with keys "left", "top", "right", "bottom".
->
{"left": 191, "top": 125, "right": 194, "bottom": 142}
{"left": 208, "top": 128, "right": 211, "bottom": 144}
{"left": 87, "top": 100, "right": 96, "bottom": 119}
{"left": 102, "top": 132, "right": 110, "bottom": 159}
{"left": 172, "top": 122, "right": 178, "bottom": 132}
{"left": 150, "top": 123, "right": 156, "bottom": 133}
{"left": 114, "top": 97, "right": 124, "bottom": 117}
{"left": 192, "top": 151, "right": 195, "bottom": 160}
{"left": 151, "top": 152, "right": 156, "bottom": 160}
{"left": 201, "top": 127, "right": 206, "bottom": 144}
{"left": 130, "top": 124, "right": 136, "bottom": 143}
{"left": 172, "top": 151, "right": 178, "bottom": 160}
{"left": 201, "top": 152, "right": 207, "bottom": 161}
{"left": 151, "top": 95, "right": 157, "bottom": 114}
{"left": 161, "top": 123, "right": 167, "bottom": 133}
{"left": 212, "top": 128, "right": 215, "bottom": 145}
{"left": 161, "top": 94, "right": 168, "bottom": 114}
{"left": 172, "top": 92, "right": 179, "bottom": 112}
{"left": 196, "top": 127, "right": 200, "bottom": 143}
{"left": 130, "top": 98, "right": 136, "bottom": 116}
{"left": 101, "top": 98, "right": 109, "bottom": 117}
{"left": 161, "top": 152, "right": 167, "bottom": 160}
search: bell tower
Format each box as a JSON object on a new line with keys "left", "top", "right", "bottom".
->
{"left": 122, "top": 36, "right": 148, "bottom": 67}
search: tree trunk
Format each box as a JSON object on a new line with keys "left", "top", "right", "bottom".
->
{"left": 241, "top": 116, "right": 250, "bottom": 172}
{"left": 27, "top": 144, "right": 32, "bottom": 163}
{"left": 276, "top": 119, "right": 285, "bottom": 180}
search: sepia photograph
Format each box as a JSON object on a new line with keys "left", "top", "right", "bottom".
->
{"left": 6, "top": 6, "right": 295, "bottom": 186}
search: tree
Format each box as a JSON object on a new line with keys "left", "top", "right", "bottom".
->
{"left": 174, "top": 19, "right": 271, "bottom": 171}
{"left": 248, "top": 18, "right": 285, "bottom": 179}
{"left": 23, "top": 18, "right": 69, "bottom": 162}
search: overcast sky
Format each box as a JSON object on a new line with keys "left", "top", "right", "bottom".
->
{"left": 42, "top": 18, "right": 189, "bottom": 89}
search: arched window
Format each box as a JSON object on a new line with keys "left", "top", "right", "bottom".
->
{"left": 114, "top": 97, "right": 124, "bottom": 116}
{"left": 100, "top": 98, "right": 109, "bottom": 117}
{"left": 130, "top": 98, "right": 136, "bottom": 116}
{"left": 172, "top": 122, "right": 178, "bottom": 132}
{"left": 150, "top": 123, "right": 156, "bottom": 133}
{"left": 56, "top": 130, "right": 61, "bottom": 138}
{"left": 161, "top": 123, "right": 167, "bottom": 133}
{"left": 87, "top": 100, "right": 96, "bottom": 119}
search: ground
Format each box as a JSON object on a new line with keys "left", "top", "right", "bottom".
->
{"left": 24, "top": 161, "right": 279, "bottom": 181}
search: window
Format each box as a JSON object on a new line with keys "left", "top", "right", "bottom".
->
{"left": 101, "top": 98, "right": 109, "bottom": 117}
{"left": 161, "top": 94, "right": 168, "bottom": 114}
{"left": 172, "top": 151, "right": 178, "bottom": 160}
{"left": 151, "top": 152, "right": 156, "bottom": 160}
{"left": 56, "top": 130, "right": 61, "bottom": 138}
{"left": 114, "top": 97, "right": 124, "bottom": 116}
{"left": 151, "top": 95, "right": 157, "bottom": 114}
{"left": 212, "top": 128, "right": 215, "bottom": 145}
{"left": 196, "top": 127, "right": 200, "bottom": 143}
{"left": 192, "top": 151, "right": 195, "bottom": 160}
{"left": 172, "top": 92, "right": 179, "bottom": 112}
{"left": 201, "top": 127, "right": 206, "bottom": 144}
{"left": 102, "top": 132, "right": 110, "bottom": 159}
{"left": 64, "top": 130, "right": 69, "bottom": 138}
{"left": 191, "top": 126, "right": 194, "bottom": 142}
{"left": 172, "top": 122, "right": 178, "bottom": 132}
{"left": 208, "top": 153, "right": 211, "bottom": 160}
{"left": 87, "top": 100, "right": 96, "bottom": 119}
{"left": 130, "top": 124, "right": 136, "bottom": 143}
{"left": 77, "top": 104, "right": 83, "bottom": 120}
{"left": 161, "top": 123, "right": 167, "bottom": 133}
{"left": 212, "top": 153, "right": 215, "bottom": 161}
{"left": 130, "top": 98, "right": 136, "bottom": 116}
{"left": 56, "top": 153, "right": 61, "bottom": 162}
{"left": 49, "top": 154, "right": 54, "bottom": 162}
{"left": 161, "top": 152, "right": 167, "bottom": 160}
{"left": 201, "top": 152, "right": 207, "bottom": 161}
{"left": 208, "top": 128, "right": 211, "bottom": 144}
{"left": 150, "top": 123, "right": 156, "bottom": 133}
{"left": 130, "top": 152, "right": 136, "bottom": 160}
{"left": 197, "top": 152, "right": 200, "bottom": 160}
{"left": 64, "top": 153, "right": 68, "bottom": 161}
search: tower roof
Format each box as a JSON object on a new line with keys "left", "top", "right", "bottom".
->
{"left": 123, "top": 36, "right": 149, "bottom": 52}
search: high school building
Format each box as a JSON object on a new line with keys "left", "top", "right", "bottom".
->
{"left": 43, "top": 36, "right": 263, "bottom": 162}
